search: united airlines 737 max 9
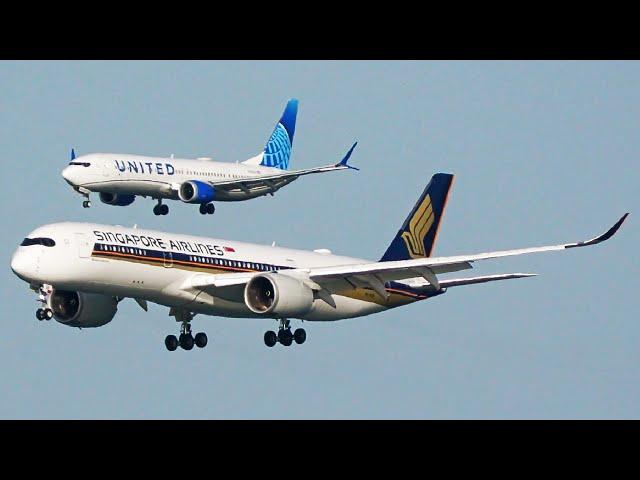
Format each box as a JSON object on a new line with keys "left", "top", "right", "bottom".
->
{"left": 61, "top": 99, "right": 358, "bottom": 216}
{"left": 11, "top": 173, "right": 628, "bottom": 351}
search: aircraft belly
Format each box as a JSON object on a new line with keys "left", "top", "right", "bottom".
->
{"left": 188, "top": 299, "right": 264, "bottom": 318}
{"left": 89, "top": 180, "right": 174, "bottom": 197}
{"left": 302, "top": 296, "right": 388, "bottom": 321}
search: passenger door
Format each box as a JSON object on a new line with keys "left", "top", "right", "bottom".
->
{"left": 75, "top": 233, "right": 92, "bottom": 258}
{"left": 163, "top": 251, "right": 173, "bottom": 268}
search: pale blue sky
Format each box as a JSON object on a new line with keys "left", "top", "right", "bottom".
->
{"left": 0, "top": 61, "right": 638, "bottom": 419}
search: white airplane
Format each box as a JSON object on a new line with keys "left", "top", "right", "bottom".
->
{"left": 11, "top": 173, "right": 628, "bottom": 351}
{"left": 61, "top": 98, "right": 358, "bottom": 216}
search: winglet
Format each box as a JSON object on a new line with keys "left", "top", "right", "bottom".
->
{"left": 71, "top": 148, "right": 76, "bottom": 160}
{"left": 336, "top": 142, "right": 359, "bottom": 170}
{"left": 565, "top": 213, "right": 629, "bottom": 249}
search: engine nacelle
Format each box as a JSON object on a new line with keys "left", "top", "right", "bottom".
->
{"left": 99, "top": 192, "right": 136, "bottom": 206}
{"left": 178, "top": 180, "right": 216, "bottom": 204}
{"left": 48, "top": 290, "right": 118, "bottom": 328}
{"left": 244, "top": 273, "right": 314, "bottom": 317}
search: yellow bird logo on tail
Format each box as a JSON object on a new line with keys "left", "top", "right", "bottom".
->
{"left": 400, "top": 194, "right": 434, "bottom": 258}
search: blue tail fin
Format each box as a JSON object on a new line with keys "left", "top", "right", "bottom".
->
{"left": 380, "top": 173, "right": 455, "bottom": 261}
{"left": 260, "top": 98, "right": 298, "bottom": 170}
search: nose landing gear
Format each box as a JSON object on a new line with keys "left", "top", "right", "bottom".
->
{"left": 33, "top": 284, "right": 54, "bottom": 321}
{"left": 264, "top": 319, "right": 306, "bottom": 348}
{"left": 36, "top": 308, "right": 53, "bottom": 321}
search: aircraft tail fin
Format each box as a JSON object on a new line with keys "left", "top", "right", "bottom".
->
{"left": 380, "top": 173, "right": 455, "bottom": 262}
{"left": 252, "top": 98, "right": 298, "bottom": 170}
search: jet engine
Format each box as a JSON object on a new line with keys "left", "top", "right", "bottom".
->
{"left": 178, "top": 180, "right": 216, "bottom": 204}
{"left": 48, "top": 289, "right": 118, "bottom": 328}
{"left": 244, "top": 273, "right": 314, "bottom": 317}
{"left": 99, "top": 192, "right": 136, "bottom": 206}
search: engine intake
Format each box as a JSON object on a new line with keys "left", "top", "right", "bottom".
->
{"left": 179, "top": 180, "right": 216, "bottom": 204}
{"left": 244, "top": 273, "right": 314, "bottom": 317}
{"left": 99, "top": 192, "right": 135, "bottom": 206}
{"left": 49, "top": 290, "right": 118, "bottom": 328}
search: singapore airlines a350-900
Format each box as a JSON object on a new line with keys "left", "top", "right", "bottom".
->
{"left": 11, "top": 173, "right": 628, "bottom": 351}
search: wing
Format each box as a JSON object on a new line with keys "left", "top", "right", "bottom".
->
{"left": 300, "top": 213, "right": 629, "bottom": 292}
{"left": 184, "top": 213, "right": 628, "bottom": 300}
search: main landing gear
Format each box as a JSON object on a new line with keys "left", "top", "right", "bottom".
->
{"left": 199, "top": 203, "right": 215, "bottom": 215}
{"left": 153, "top": 199, "right": 169, "bottom": 216}
{"left": 165, "top": 310, "right": 208, "bottom": 351}
{"left": 34, "top": 284, "right": 53, "bottom": 321}
{"left": 264, "top": 319, "right": 306, "bottom": 348}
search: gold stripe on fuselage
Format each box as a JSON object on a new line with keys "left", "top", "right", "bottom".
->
{"left": 92, "top": 250, "right": 424, "bottom": 307}
{"left": 92, "top": 250, "right": 252, "bottom": 274}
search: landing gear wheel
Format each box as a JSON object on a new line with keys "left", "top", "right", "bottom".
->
{"left": 180, "top": 333, "right": 194, "bottom": 350}
{"left": 154, "top": 204, "right": 169, "bottom": 215}
{"left": 82, "top": 200, "right": 91, "bottom": 208}
{"left": 264, "top": 330, "right": 277, "bottom": 347}
{"left": 194, "top": 332, "right": 208, "bottom": 348}
{"left": 199, "top": 203, "right": 215, "bottom": 215}
{"left": 294, "top": 328, "right": 306, "bottom": 345}
{"left": 165, "top": 335, "right": 178, "bottom": 351}
{"left": 44, "top": 308, "right": 53, "bottom": 320}
{"left": 36, "top": 308, "right": 44, "bottom": 320}
{"left": 278, "top": 329, "right": 293, "bottom": 346}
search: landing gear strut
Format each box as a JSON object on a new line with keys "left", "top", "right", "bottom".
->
{"left": 165, "top": 309, "right": 208, "bottom": 351}
{"left": 80, "top": 191, "right": 91, "bottom": 208}
{"left": 34, "top": 284, "right": 53, "bottom": 321}
{"left": 199, "top": 203, "right": 215, "bottom": 215}
{"left": 153, "top": 199, "right": 169, "bottom": 216}
{"left": 264, "top": 319, "right": 306, "bottom": 348}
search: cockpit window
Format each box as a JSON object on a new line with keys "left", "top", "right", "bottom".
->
{"left": 20, "top": 237, "right": 55, "bottom": 247}
{"left": 68, "top": 162, "right": 91, "bottom": 167}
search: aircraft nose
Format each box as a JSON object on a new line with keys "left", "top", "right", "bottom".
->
{"left": 10, "top": 249, "right": 33, "bottom": 282}
{"left": 62, "top": 165, "right": 77, "bottom": 185}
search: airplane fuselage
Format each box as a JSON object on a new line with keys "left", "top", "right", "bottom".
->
{"left": 62, "top": 153, "right": 296, "bottom": 202}
{"left": 11, "top": 222, "right": 433, "bottom": 323}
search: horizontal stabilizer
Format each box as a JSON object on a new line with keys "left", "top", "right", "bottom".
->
{"left": 438, "top": 273, "right": 537, "bottom": 289}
